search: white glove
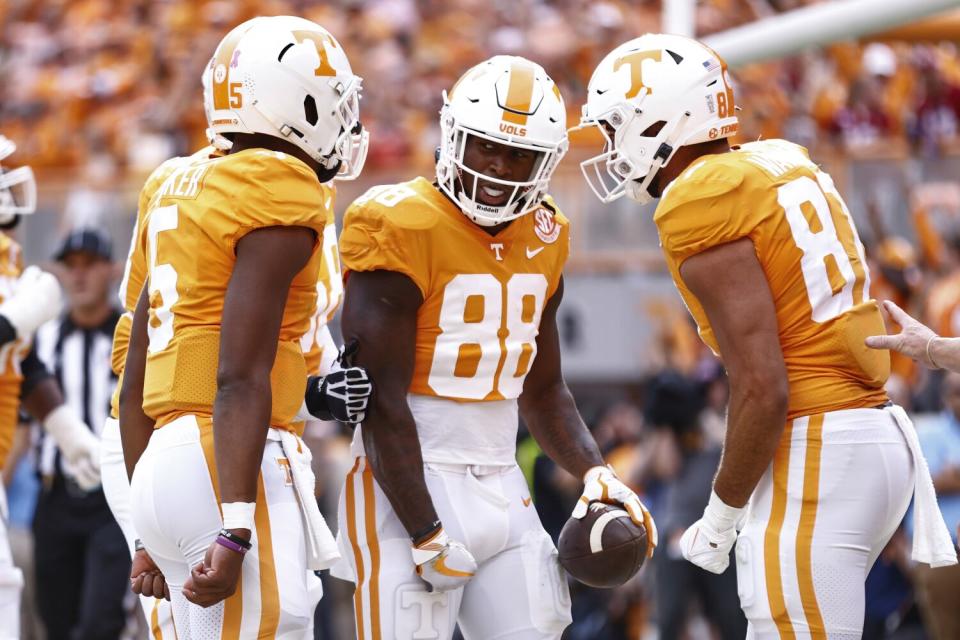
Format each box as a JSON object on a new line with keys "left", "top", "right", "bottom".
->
{"left": 678, "top": 490, "right": 745, "bottom": 574}
{"left": 572, "top": 465, "right": 658, "bottom": 558}
{"left": 0, "top": 266, "right": 63, "bottom": 338}
{"left": 411, "top": 527, "right": 477, "bottom": 593}
{"left": 43, "top": 405, "right": 101, "bottom": 491}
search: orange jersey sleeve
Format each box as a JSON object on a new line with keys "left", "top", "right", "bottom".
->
{"left": 655, "top": 140, "right": 888, "bottom": 419}
{"left": 141, "top": 149, "right": 328, "bottom": 429}
{"left": 341, "top": 178, "right": 570, "bottom": 402}
{"left": 0, "top": 233, "right": 27, "bottom": 466}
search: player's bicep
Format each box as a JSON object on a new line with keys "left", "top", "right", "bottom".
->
{"left": 341, "top": 270, "right": 422, "bottom": 401}
{"left": 679, "top": 238, "right": 785, "bottom": 382}
{"left": 218, "top": 226, "right": 315, "bottom": 382}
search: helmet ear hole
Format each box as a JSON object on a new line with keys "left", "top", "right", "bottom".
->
{"left": 304, "top": 96, "right": 319, "bottom": 126}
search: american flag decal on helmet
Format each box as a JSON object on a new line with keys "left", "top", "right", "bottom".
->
{"left": 703, "top": 59, "right": 721, "bottom": 73}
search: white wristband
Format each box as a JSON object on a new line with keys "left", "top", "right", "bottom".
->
{"left": 704, "top": 490, "right": 746, "bottom": 530}
{"left": 221, "top": 502, "right": 256, "bottom": 530}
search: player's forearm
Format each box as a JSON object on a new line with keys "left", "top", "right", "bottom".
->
{"left": 713, "top": 379, "right": 788, "bottom": 508}
{"left": 361, "top": 400, "right": 439, "bottom": 541}
{"left": 120, "top": 286, "right": 154, "bottom": 480}
{"left": 520, "top": 381, "right": 603, "bottom": 479}
{"left": 212, "top": 376, "right": 271, "bottom": 505}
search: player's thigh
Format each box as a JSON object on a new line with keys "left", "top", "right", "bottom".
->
{"left": 129, "top": 415, "right": 221, "bottom": 588}
{"left": 458, "top": 528, "right": 571, "bottom": 639}
{"left": 337, "top": 457, "right": 461, "bottom": 640}
{"left": 736, "top": 411, "right": 912, "bottom": 639}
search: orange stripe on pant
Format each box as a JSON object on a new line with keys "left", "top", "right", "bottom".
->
{"left": 198, "top": 418, "right": 249, "bottom": 639}
{"left": 763, "top": 420, "right": 796, "bottom": 639}
{"left": 361, "top": 463, "right": 382, "bottom": 640}
{"left": 344, "top": 458, "right": 366, "bottom": 640}
{"left": 254, "top": 473, "right": 280, "bottom": 638}
{"left": 796, "top": 415, "right": 826, "bottom": 638}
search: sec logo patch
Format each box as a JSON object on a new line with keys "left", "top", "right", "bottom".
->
{"left": 534, "top": 209, "right": 561, "bottom": 244}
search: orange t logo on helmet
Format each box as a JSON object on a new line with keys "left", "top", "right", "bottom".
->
{"left": 293, "top": 30, "right": 340, "bottom": 77}
{"left": 614, "top": 50, "right": 662, "bottom": 99}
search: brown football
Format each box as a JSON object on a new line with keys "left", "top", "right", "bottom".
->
{"left": 557, "top": 502, "right": 648, "bottom": 588}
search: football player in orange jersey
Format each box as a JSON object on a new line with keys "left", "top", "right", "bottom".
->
{"left": 119, "top": 17, "right": 370, "bottom": 638}
{"left": 0, "top": 136, "right": 103, "bottom": 638}
{"left": 577, "top": 34, "right": 957, "bottom": 638}
{"left": 332, "top": 55, "right": 656, "bottom": 640}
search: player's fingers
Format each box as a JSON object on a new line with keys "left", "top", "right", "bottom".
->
{"left": 643, "top": 511, "right": 659, "bottom": 558}
{"left": 864, "top": 334, "right": 895, "bottom": 349}
{"left": 150, "top": 574, "right": 166, "bottom": 599}
{"left": 571, "top": 495, "right": 590, "bottom": 519}
{"left": 131, "top": 573, "right": 145, "bottom": 595}
{"left": 882, "top": 300, "right": 916, "bottom": 328}
{"left": 622, "top": 499, "right": 643, "bottom": 527}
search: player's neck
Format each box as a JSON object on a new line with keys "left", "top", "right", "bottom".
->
{"left": 228, "top": 133, "right": 330, "bottom": 180}
{"left": 654, "top": 139, "right": 731, "bottom": 196}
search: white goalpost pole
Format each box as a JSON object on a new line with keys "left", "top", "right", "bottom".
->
{"left": 663, "top": 0, "right": 697, "bottom": 37}
{"left": 703, "top": 0, "right": 960, "bottom": 67}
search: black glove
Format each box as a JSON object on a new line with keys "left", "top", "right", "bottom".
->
{"left": 304, "top": 367, "right": 372, "bottom": 425}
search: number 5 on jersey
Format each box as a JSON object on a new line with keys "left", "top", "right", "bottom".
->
{"left": 429, "top": 274, "right": 548, "bottom": 400}
{"left": 146, "top": 204, "right": 179, "bottom": 353}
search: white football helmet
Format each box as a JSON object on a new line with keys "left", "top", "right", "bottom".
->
{"left": 436, "top": 55, "right": 568, "bottom": 226}
{"left": 0, "top": 136, "right": 36, "bottom": 225}
{"left": 574, "top": 34, "right": 739, "bottom": 204}
{"left": 208, "top": 16, "right": 368, "bottom": 179}
{"left": 202, "top": 57, "right": 232, "bottom": 151}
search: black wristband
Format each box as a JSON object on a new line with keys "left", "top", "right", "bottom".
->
{"left": 219, "top": 528, "right": 252, "bottom": 550}
{"left": 410, "top": 520, "right": 443, "bottom": 546}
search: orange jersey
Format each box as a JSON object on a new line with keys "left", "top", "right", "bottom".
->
{"left": 339, "top": 177, "right": 569, "bottom": 401}
{"left": 655, "top": 140, "right": 888, "bottom": 419}
{"left": 139, "top": 149, "right": 328, "bottom": 429}
{"left": 0, "top": 233, "right": 26, "bottom": 466}
{"left": 300, "top": 215, "right": 343, "bottom": 376}
{"left": 109, "top": 146, "right": 218, "bottom": 418}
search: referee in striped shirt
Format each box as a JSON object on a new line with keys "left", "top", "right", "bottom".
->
{"left": 32, "top": 228, "right": 129, "bottom": 639}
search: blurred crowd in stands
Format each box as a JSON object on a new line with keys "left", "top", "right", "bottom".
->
{"left": 2, "top": 0, "right": 960, "bottom": 638}
{"left": 2, "top": 0, "right": 960, "bottom": 177}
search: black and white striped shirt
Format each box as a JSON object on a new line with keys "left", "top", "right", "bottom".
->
{"left": 34, "top": 310, "right": 120, "bottom": 477}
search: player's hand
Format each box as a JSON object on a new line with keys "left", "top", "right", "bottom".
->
{"left": 572, "top": 465, "right": 658, "bottom": 558}
{"left": 865, "top": 300, "right": 939, "bottom": 367}
{"left": 0, "top": 266, "right": 63, "bottom": 338}
{"left": 678, "top": 490, "right": 745, "bottom": 574}
{"left": 411, "top": 527, "right": 477, "bottom": 593}
{"left": 304, "top": 367, "right": 373, "bottom": 424}
{"left": 43, "top": 405, "right": 100, "bottom": 490}
{"left": 130, "top": 547, "right": 170, "bottom": 601}
{"left": 183, "top": 533, "right": 248, "bottom": 608}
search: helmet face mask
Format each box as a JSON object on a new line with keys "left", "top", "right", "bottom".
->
{"left": 576, "top": 34, "right": 739, "bottom": 205}
{"left": 0, "top": 136, "right": 36, "bottom": 225}
{"left": 208, "top": 16, "right": 368, "bottom": 179}
{"left": 436, "top": 56, "right": 568, "bottom": 227}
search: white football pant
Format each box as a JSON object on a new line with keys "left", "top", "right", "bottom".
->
{"left": 0, "top": 483, "right": 23, "bottom": 640}
{"left": 101, "top": 416, "right": 175, "bottom": 637}
{"left": 130, "top": 414, "right": 322, "bottom": 639}
{"left": 736, "top": 406, "right": 914, "bottom": 639}
{"left": 334, "top": 457, "right": 572, "bottom": 640}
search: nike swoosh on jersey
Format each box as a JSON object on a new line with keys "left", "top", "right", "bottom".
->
{"left": 526, "top": 246, "right": 545, "bottom": 259}
{"left": 522, "top": 496, "right": 532, "bottom": 507}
